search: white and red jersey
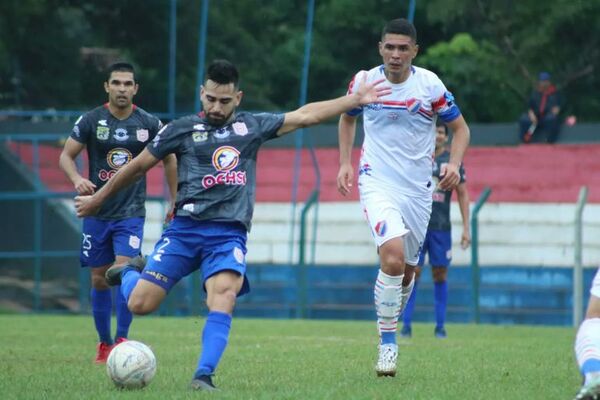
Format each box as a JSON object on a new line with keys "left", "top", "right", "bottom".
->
{"left": 347, "top": 65, "right": 461, "bottom": 198}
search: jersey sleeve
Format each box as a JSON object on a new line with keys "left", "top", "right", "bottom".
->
{"left": 70, "top": 113, "right": 92, "bottom": 144}
{"left": 345, "top": 71, "right": 366, "bottom": 117}
{"left": 148, "top": 115, "right": 163, "bottom": 141}
{"left": 147, "top": 122, "right": 180, "bottom": 160}
{"left": 253, "top": 113, "right": 285, "bottom": 142}
{"left": 430, "top": 76, "right": 461, "bottom": 124}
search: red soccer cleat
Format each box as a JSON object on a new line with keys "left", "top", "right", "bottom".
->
{"left": 94, "top": 342, "right": 114, "bottom": 364}
{"left": 114, "top": 337, "right": 128, "bottom": 345}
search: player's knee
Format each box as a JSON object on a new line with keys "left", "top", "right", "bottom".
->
{"left": 432, "top": 267, "right": 447, "bottom": 283}
{"left": 128, "top": 294, "right": 157, "bottom": 315}
{"left": 90, "top": 274, "right": 109, "bottom": 290}
{"left": 380, "top": 252, "right": 405, "bottom": 273}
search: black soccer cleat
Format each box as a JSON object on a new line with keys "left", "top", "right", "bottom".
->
{"left": 105, "top": 255, "right": 146, "bottom": 286}
{"left": 190, "top": 375, "right": 217, "bottom": 391}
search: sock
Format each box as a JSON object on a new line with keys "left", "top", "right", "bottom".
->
{"left": 115, "top": 286, "right": 133, "bottom": 340}
{"left": 195, "top": 311, "right": 232, "bottom": 377}
{"left": 575, "top": 318, "right": 600, "bottom": 384}
{"left": 434, "top": 281, "right": 448, "bottom": 329}
{"left": 91, "top": 287, "right": 112, "bottom": 344}
{"left": 402, "top": 280, "right": 419, "bottom": 328}
{"left": 120, "top": 267, "right": 141, "bottom": 302}
{"left": 399, "top": 277, "right": 415, "bottom": 317}
{"left": 374, "top": 269, "right": 403, "bottom": 346}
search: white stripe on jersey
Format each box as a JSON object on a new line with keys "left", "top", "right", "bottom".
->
{"left": 348, "top": 65, "right": 460, "bottom": 197}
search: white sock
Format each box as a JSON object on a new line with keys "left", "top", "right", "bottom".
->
{"left": 575, "top": 318, "right": 600, "bottom": 384}
{"left": 374, "top": 269, "right": 403, "bottom": 338}
{"left": 399, "top": 277, "right": 415, "bottom": 317}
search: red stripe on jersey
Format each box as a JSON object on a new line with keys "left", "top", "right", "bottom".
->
{"left": 432, "top": 96, "right": 447, "bottom": 111}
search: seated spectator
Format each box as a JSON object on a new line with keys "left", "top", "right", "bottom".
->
{"left": 518, "top": 72, "right": 562, "bottom": 143}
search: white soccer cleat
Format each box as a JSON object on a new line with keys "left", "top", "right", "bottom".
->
{"left": 575, "top": 375, "right": 600, "bottom": 400}
{"left": 375, "top": 343, "right": 398, "bottom": 377}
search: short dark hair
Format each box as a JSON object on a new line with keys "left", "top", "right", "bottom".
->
{"left": 107, "top": 62, "right": 136, "bottom": 82}
{"left": 206, "top": 59, "right": 239, "bottom": 89}
{"left": 382, "top": 18, "right": 417, "bottom": 42}
{"left": 436, "top": 119, "right": 449, "bottom": 135}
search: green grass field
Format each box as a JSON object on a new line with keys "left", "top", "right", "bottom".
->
{"left": 0, "top": 315, "right": 581, "bottom": 399}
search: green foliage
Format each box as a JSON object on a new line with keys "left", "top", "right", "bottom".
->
{"left": 0, "top": 315, "right": 581, "bottom": 399}
{"left": 0, "top": 0, "right": 598, "bottom": 121}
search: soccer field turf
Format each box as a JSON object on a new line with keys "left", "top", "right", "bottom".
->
{"left": 0, "top": 315, "right": 580, "bottom": 399}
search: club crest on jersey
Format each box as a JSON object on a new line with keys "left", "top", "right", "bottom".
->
{"left": 214, "top": 127, "right": 230, "bottom": 139}
{"left": 107, "top": 148, "right": 132, "bottom": 169}
{"left": 113, "top": 128, "right": 129, "bottom": 141}
{"left": 232, "top": 122, "right": 249, "bottom": 136}
{"left": 96, "top": 126, "right": 110, "bottom": 140}
{"left": 406, "top": 98, "right": 422, "bottom": 114}
{"left": 374, "top": 220, "right": 387, "bottom": 237}
{"left": 136, "top": 128, "right": 149, "bottom": 142}
{"left": 193, "top": 131, "right": 208, "bottom": 142}
{"left": 202, "top": 146, "right": 246, "bottom": 189}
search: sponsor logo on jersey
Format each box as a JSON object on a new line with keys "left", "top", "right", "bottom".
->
{"left": 98, "top": 119, "right": 108, "bottom": 126}
{"left": 107, "top": 148, "right": 132, "bottom": 169}
{"left": 129, "top": 235, "right": 140, "bottom": 249}
{"left": 193, "top": 131, "right": 208, "bottom": 142}
{"left": 214, "top": 127, "right": 230, "bottom": 139}
{"left": 193, "top": 124, "right": 206, "bottom": 131}
{"left": 98, "top": 169, "right": 117, "bottom": 182}
{"left": 113, "top": 128, "right": 129, "bottom": 141}
{"left": 387, "top": 112, "right": 400, "bottom": 120}
{"left": 96, "top": 126, "right": 110, "bottom": 140}
{"left": 406, "top": 98, "right": 422, "bottom": 115}
{"left": 152, "top": 124, "right": 169, "bottom": 148}
{"left": 359, "top": 163, "right": 372, "bottom": 176}
{"left": 144, "top": 270, "right": 169, "bottom": 283}
{"left": 202, "top": 146, "right": 246, "bottom": 189}
{"left": 374, "top": 220, "right": 387, "bottom": 236}
{"left": 232, "top": 122, "right": 249, "bottom": 136}
{"left": 136, "top": 128, "right": 149, "bottom": 142}
{"left": 72, "top": 125, "right": 80, "bottom": 137}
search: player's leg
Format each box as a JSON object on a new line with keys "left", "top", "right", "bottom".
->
{"left": 110, "top": 217, "right": 144, "bottom": 342}
{"left": 574, "top": 270, "right": 600, "bottom": 399}
{"left": 428, "top": 229, "right": 452, "bottom": 338}
{"left": 81, "top": 217, "right": 118, "bottom": 363}
{"left": 192, "top": 222, "right": 248, "bottom": 391}
{"left": 401, "top": 264, "right": 422, "bottom": 338}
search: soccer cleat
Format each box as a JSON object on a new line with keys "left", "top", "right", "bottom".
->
{"left": 114, "top": 337, "right": 128, "bottom": 345}
{"left": 105, "top": 255, "right": 146, "bottom": 286}
{"left": 190, "top": 375, "right": 218, "bottom": 391}
{"left": 94, "top": 342, "right": 114, "bottom": 364}
{"left": 375, "top": 343, "right": 398, "bottom": 377}
{"left": 434, "top": 327, "right": 447, "bottom": 338}
{"left": 575, "top": 376, "right": 600, "bottom": 400}
{"left": 400, "top": 325, "right": 412, "bottom": 338}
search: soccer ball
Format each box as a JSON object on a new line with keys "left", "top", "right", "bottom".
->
{"left": 106, "top": 340, "right": 157, "bottom": 389}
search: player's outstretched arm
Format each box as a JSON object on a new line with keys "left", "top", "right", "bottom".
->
{"left": 439, "top": 115, "right": 470, "bottom": 191}
{"left": 276, "top": 77, "right": 390, "bottom": 136}
{"left": 75, "top": 148, "right": 161, "bottom": 217}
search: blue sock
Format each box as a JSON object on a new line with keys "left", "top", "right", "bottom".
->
{"left": 434, "top": 281, "right": 448, "bottom": 329}
{"left": 195, "top": 311, "right": 232, "bottom": 377}
{"left": 120, "top": 267, "right": 141, "bottom": 302}
{"left": 91, "top": 287, "right": 112, "bottom": 344}
{"left": 115, "top": 286, "right": 132, "bottom": 340}
{"left": 402, "top": 280, "right": 419, "bottom": 328}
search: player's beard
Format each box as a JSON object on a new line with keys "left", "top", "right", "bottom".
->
{"left": 206, "top": 110, "right": 234, "bottom": 126}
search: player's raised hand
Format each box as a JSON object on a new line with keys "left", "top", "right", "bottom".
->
{"left": 355, "top": 75, "right": 392, "bottom": 105}
{"left": 438, "top": 162, "right": 461, "bottom": 191}
{"left": 337, "top": 163, "right": 354, "bottom": 196}
{"left": 74, "top": 195, "right": 101, "bottom": 217}
{"left": 74, "top": 177, "right": 96, "bottom": 195}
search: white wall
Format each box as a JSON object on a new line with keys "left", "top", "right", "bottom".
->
{"left": 143, "top": 201, "right": 600, "bottom": 268}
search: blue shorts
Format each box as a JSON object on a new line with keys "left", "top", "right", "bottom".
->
{"left": 81, "top": 217, "right": 144, "bottom": 268}
{"left": 417, "top": 229, "right": 452, "bottom": 268}
{"left": 141, "top": 217, "right": 249, "bottom": 295}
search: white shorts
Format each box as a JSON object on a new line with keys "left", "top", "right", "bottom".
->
{"left": 591, "top": 269, "right": 600, "bottom": 298}
{"left": 359, "top": 177, "right": 432, "bottom": 265}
